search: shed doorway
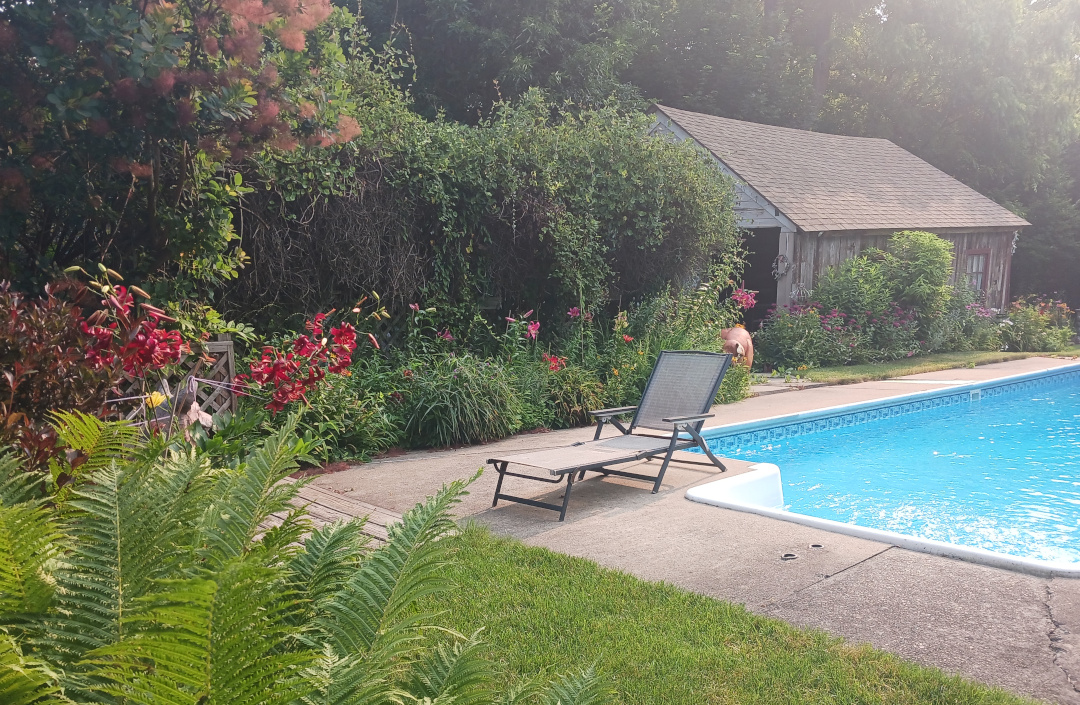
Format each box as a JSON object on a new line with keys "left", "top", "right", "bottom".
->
{"left": 741, "top": 227, "right": 780, "bottom": 328}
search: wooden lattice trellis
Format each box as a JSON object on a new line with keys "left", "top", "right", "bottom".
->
{"left": 118, "top": 335, "right": 237, "bottom": 419}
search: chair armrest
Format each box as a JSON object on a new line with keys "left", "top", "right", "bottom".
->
{"left": 589, "top": 406, "right": 637, "bottom": 419}
{"left": 662, "top": 413, "right": 715, "bottom": 425}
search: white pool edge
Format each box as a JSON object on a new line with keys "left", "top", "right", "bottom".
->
{"left": 686, "top": 463, "right": 1080, "bottom": 578}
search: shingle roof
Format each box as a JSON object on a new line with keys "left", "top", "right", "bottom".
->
{"left": 655, "top": 105, "right": 1029, "bottom": 232}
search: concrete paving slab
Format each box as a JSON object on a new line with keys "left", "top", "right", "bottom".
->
{"left": 481, "top": 485, "right": 890, "bottom": 607}
{"left": 1050, "top": 578, "right": 1080, "bottom": 697}
{"left": 765, "top": 547, "right": 1078, "bottom": 702}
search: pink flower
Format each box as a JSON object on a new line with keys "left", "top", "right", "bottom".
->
{"left": 730, "top": 287, "right": 757, "bottom": 310}
{"left": 526, "top": 321, "right": 540, "bottom": 340}
{"left": 438, "top": 329, "right": 454, "bottom": 341}
{"left": 522, "top": 310, "right": 534, "bottom": 318}
{"left": 409, "top": 303, "right": 420, "bottom": 312}
{"left": 505, "top": 317, "right": 516, "bottom": 323}
{"left": 568, "top": 307, "right": 581, "bottom": 318}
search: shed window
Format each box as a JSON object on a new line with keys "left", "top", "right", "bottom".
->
{"left": 965, "top": 252, "right": 989, "bottom": 292}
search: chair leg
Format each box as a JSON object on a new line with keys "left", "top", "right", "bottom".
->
{"left": 685, "top": 425, "right": 727, "bottom": 472}
{"left": 491, "top": 461, "right": 508, "bottom": 507}
{"left": 652, "top": 434, "right": 682, "bottom": 494}
{"left": 558, "top": 472, "right": 575, "bottom": 521}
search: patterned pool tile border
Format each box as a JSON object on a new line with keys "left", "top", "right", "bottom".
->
{"left": 700, "top": 364, "right": 1080, "bottom": 457}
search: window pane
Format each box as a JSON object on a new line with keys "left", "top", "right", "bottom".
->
{"left": 965, "top": 253, "right": 987, "bottom": 290}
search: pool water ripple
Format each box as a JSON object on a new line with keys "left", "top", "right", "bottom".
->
{"left": 706, "top": 380, "right": 1080, "bottom": 564}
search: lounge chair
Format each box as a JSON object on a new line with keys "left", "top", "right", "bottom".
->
{"left": 488, "top": 350, "right": 732, "bottom": 520}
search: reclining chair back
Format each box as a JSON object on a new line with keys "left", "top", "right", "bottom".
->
{"left": 629, "top": 350, "right": 732, "bottom": 433}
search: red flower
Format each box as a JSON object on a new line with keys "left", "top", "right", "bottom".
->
{"left": 622, "top": 334, "right": 634, "bottom": 343}
{"left": 541, "top": 352, "right": 567, "bottom": 371}
{"left": 243, "top": 313, "right": 361, "bottom": 413}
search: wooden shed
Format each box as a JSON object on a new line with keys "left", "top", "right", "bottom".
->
{"left": 650, "top": 105, "right": 1029, "bottom": 316}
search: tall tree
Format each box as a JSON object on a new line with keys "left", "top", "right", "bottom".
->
{"left": 361, "top": 0, "right": 652, "bottom": 120}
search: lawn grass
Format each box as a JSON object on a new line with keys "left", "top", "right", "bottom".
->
{"left": 803, "top": 348, "right": 1080, "bottom": 385}
{"left": 424, "top": 525, "right": 1033, "bottom": 704}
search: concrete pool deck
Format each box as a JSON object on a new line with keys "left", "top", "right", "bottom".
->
{"left": 313, "top": 356, "right": 1080, "bottom": 703}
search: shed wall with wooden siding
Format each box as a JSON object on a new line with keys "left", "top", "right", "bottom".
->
{"left": 785, "top": 227, "right": 1016, "bottom": 309}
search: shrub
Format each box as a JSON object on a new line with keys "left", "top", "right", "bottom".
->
{"left": 926, "top": 285, "right": 1001, "bottom": 353}
{"left": 879, "top": 230, "right": 955, "bottom": 321}
{"left": 812, "top": 257, "right": 892, "bottom": 322}
{"left": 0, "top": 276, "right": 183, "bottom": 470}
{"left": 0, "top": 413, "right": 614, "bottom": 703}
{"left": 508, "top": 356, "right": 555, "bottom": 431}
{"left": 547, "top": 362, "right": 605, "bottom": 429}
{"left": 290, "top": 378, "right": 401, "bottom": 462}
{"left": 235, "top": 91, "right": 743, "bottom": 332}
{"left": 1000, "top": 297, "right": 1076, "bottom": 352}
{"left": 0, "top": 0, "right": 354, "bottom": 289}
{"left": 716, "top": 358, "right": 751, "bottom": 404}
{"left": 753, "top": 306, "right": 829, "bottom": 368}
{"left": 402, "top": 353, "right": 522, "bottom": 447}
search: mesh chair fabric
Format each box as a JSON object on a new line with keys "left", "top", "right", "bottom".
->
{"left": 631, "top": 351, "right": 732, "bottom": 432}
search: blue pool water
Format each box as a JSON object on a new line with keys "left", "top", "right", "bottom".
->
{"left": 705, "top": 375, "right": 1080, "bottom": 565}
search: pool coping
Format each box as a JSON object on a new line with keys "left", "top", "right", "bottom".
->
{"left": 687, "top": 362, "right": 1080, "bottom": 578}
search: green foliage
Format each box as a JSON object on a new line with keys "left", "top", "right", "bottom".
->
{"left": 754, "top": 306, "right": 830, "bottom": 370}
{"left": 0, "top": 0, "right": 362, "bottom": 290}
{"left": 600, "top": 276, "right": 746, "bottom": 407}
{"left": 879, "top": 231, "right": 955, "bottom": 321}
{"left": 235, "top": 89, "right": 741, "bottom": 327}
{"left": 756, "top": 231, "right": 996, "bottom": 368}
{"left": 287, "top": 377, "right": 401, "bottom": 463}
{"left": 812, "top": 257, "right": 892, "bottom": 321}
{"left": 546, "top": 364, "right": 606, "bottom": 430}
{"left": 1000, "top": 297, "right": 1076, "bottom": 352}
{"left": 362, "top": 0, "right": 649, "bottom": 119}
{"left": 716, "top": 358, "right": 750, "bottom": 405}
{"left": 0, "top": 415, "right": 615, "bottom": 704}
{"left": 402, "top": 354, "right": 523, "bottom": 447}
{"left": 925, "top": 285, "right": 1002, "bottom": 354}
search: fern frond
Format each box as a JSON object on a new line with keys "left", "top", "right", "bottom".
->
{"left": 50, "top": 412, "right": 139, "bottom": 478}
{"left": 494, "top": 680, "right": 544, "bottom": 705}
{"left": 315, "top": 476, "right": 471, "bottom": 660}
{"left": 299, "top": 645, "right": 406, "bottom": 705}
{"left": 0, "top": 503, "right": 61, "bottom": 618}
{"left": 253, "top": 506, "right": 312, "bottom": 565}
{"left": 0, "top": 452, "right": 44, "bottom": 507}
{"left": 194, "top": 416, "right": 308, "bottom": 568}
{"left": 541, "top": 667, "right": 613, "bottom": 705}
{"left": 46, "top": 463, "right": 125, "bottom": 662}
{"left": 44, "top": 453, "right": 205, "bottom": 668}
{"left": 404, "top": 632, "right": 494, "bottom": 705}
{"left": 287, "top": 521, "right": 369, "bottom": 621}
{"left": 0, "top": 632, "right": 64, "bottom": 705}
{"left": 89, "top": 560, "right": 316, "bottom": 705}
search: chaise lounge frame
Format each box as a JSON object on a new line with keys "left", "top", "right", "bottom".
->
{"left": 488, "top": 350, "right": 732, "bottom": 520}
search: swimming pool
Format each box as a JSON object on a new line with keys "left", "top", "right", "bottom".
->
{"left": 686, "top": 364, "right": 1080, "bottom": 576}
